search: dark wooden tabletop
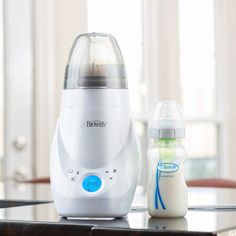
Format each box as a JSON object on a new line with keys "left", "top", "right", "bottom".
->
{"left": 0, "top": 185, "right": 236, "bottom": 235}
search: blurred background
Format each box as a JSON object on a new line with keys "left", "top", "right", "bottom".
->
{"left": 0, "top": 0, "right": 236, "bottom": 201}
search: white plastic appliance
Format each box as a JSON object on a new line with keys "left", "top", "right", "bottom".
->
{"left": 50, "top": 33, "right": 141, "bottom": 218}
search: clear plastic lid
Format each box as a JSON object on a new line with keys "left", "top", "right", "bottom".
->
{"left": 64, "top": 32, "right": 127, "bottom": 89}
{"left": 149, "top": 101, "right": 185, "bottom": 138}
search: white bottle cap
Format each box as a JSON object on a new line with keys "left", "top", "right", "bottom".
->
{"left": 148, "top": 101, "right": 185, "bottom": 139}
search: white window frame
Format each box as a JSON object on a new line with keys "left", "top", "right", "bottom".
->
{"left": 214, "top": 0, "right": 236, "bottom": 179}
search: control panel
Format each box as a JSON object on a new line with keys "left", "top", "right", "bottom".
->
{"left": 66, "top": 167, "right": 119, "bottom": 193}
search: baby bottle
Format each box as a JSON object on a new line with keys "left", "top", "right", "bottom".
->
{"left": 147, "top": 101, "right": 188, "bottom": 218}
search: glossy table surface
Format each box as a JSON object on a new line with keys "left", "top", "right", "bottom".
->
{"left": 1, "top": 184, "right": 236, "bottom": 235}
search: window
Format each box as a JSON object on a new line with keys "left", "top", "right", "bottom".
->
{"left": 179, "top": 0, "right": 218, "bottom": 179}
{"left": 88, "top": 0, "right": 220, "bottom": 181}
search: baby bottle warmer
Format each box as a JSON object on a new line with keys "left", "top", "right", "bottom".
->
{"left": 50, "top": 33, "right": 140, "bottom": 218}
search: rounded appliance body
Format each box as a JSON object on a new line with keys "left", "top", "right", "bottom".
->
{"left": 50, "top": 89, "right": 140, "bottom": 217}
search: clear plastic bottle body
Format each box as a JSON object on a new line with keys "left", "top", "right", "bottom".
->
{"left": 147, "top": 138, "right": 188, "bottom": 218}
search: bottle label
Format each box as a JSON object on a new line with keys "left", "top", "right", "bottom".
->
{"left": 157, "top": 162, "right": 179, "bottom": 173}
{"left": 155, "top": 160, "right": 180, "bottom": 210}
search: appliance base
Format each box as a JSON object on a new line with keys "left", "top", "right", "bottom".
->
{"left": 54, "top": 197, "right": 132, "bottom": 218}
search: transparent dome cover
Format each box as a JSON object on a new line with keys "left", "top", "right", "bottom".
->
{"left": 149, "top": 101, "right": 185, "bottom": 138}
{"left": 64, "top": 32, "right": 127, "bottom": 89}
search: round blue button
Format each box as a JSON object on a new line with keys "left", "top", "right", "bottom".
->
{"left": 82, "top": 175, "right": 102, "bottom": 192}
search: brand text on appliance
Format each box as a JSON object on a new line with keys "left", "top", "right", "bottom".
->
{"left": 80, "top": 120, "right": 107, "bottom": 128}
